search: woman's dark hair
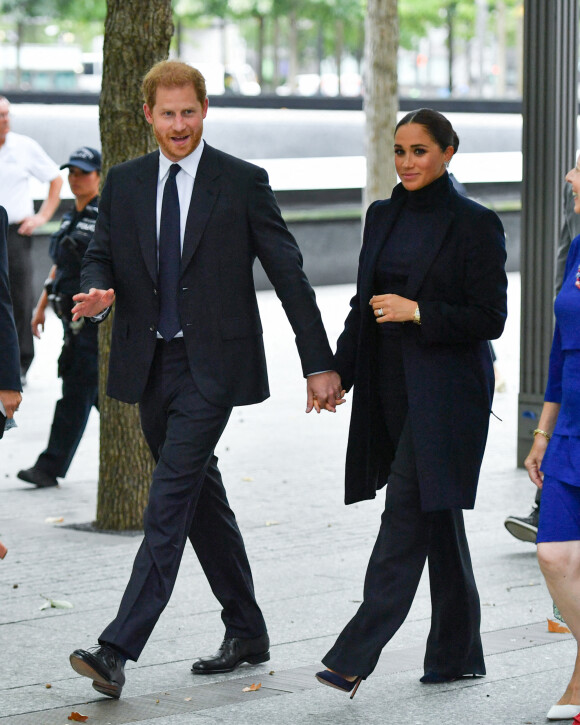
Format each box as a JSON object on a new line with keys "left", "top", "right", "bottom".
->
{"left": 395, "top": 108, "right": 459, "bottom": 153}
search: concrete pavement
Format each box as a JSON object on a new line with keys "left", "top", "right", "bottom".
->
{"left": 0, "top": 273, "right": 573, "bottom": 725}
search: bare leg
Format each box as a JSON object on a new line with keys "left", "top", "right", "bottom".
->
{"left": 538, "top": 541, "right": 580, "bottom": 705}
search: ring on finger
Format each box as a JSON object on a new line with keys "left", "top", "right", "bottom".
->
{"left": 378, "top": 307, "right": 384, "bottom": 316}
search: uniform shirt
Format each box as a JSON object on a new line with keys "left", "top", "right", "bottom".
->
{"left": 50, "top": 196, "right": 99, "bottom": 296}
{"left": 0, "top": 131, "right": 60, "bottom": 224}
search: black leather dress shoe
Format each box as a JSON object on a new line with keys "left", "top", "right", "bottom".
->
{"left": 191, "top": 634, "right": 270, "bottom": 674}
{"left": 69, "top": 644, "right": 126, "bottom": 698}
{"left": 17, "top": 467, "right": 58, "bottom": 488}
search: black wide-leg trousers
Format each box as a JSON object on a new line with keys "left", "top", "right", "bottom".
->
{"left": 322, "top": 336, "right": 484, "bottom": 679}
{"left": 99, "top": 339, "right": 267, "bottom": 661}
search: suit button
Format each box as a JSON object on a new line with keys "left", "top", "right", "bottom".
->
{"left": 153, "top": 288, "right": 158, "bottom": 295}
{"left": 149, "top": 325, "right": 155, "bottom": 332}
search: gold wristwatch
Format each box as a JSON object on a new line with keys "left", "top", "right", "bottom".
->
{"left": 413, "top": 305, "right": 421, "bottom": 325}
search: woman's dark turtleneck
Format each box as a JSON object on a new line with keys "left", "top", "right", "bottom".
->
{"left": 374, "top": 171, "right": 451, "bottom": 336}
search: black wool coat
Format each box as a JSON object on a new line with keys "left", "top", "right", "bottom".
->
{"left": 335, "top": 174, "right": 507, "bottom": 511}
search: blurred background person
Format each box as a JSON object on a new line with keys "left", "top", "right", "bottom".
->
{"left": 0, "top": 96, "right": 63, "bottom": 385}
{"left": 17, "top": 147, "right": 100, "bottom": 489}
{"left": 523, "top": 158, "right": 580, "bottom": 721}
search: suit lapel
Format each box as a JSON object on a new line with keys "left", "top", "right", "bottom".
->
{"left": 134, "top": 152, "right": 159, "bottom": 284}
{"left": 180, "top": 144, "right": 221, "bottom": 274}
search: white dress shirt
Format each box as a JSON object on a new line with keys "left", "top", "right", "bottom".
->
{"left": 0, "top": 132, "right": 60, "bottom": 223}
{"left": 154, "top": 141, "right": 205, "bottom": 337}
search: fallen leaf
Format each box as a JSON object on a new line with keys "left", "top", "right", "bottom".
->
{"left": 39, "top": 596, "right": 73, "bottom": 610}
{"left": 184, "top": 697, "right": 192, "bottom": 701}
{"left": 242, "top": 683, "right": 262, "bottom": 692}
{"left": 548, "top": 617, "right": 571, "bottom": 634}
{"left": 242, "top": 476, "right": 253, "bottom": 482}
{"left": 155, "top": 699, "right": 159, "bottom": 704}
{"left": 45, "top": 683, "right": 52, "bottom": 689}
{"left": 269, "top": 671, "right": 275, "bottom": 676}
{"left": 68, "top": 713, "right": 88, "bottom": 722}
{"left": 45, "top": 516, "right": 64, "bottom": 524}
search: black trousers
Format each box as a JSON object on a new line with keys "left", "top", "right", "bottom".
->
{"left": 35, "top": 320, "right": 98, "bottom": 478}
{"left": 7, "top": 225, "right": 34, "bottom": 373}
{"left": 322, "top": 335, "right": 484, "bottom": 679}
{"left": 99, "top": 339, "right": 266, "bottom": 661}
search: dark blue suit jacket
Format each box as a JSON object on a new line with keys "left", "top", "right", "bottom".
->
{"left": 0, "top": 206, "right": 21, "bottom": 392}
{"left": 81, "top": 143, "right": 334, "bottom": 407}
{"left": 335, "top": 175, "right": 507, "bottom": 511}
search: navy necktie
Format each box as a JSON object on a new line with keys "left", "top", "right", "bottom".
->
{"left": 158, "top": 163, "right": 182, "bottom": 341}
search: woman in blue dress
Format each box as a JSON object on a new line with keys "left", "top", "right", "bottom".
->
{"left": 525, "top": 158, "right": 580, "bottom": 722}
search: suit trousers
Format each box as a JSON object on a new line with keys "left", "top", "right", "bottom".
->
{"left": 322, "top": 334, "right": 484, "bottom": 679}
{"left": 7, "top": 225, "right": 34, "bottom": 372}
{"left": 35, "top": 320, "right": 98, "bottom": 478}
{"left": 99, "top": 339, "right": 267, "bottom": 661}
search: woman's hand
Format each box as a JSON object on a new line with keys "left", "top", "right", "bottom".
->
{"left": 524, "top": 436, "right": 548, "bottom": 488}
{"left": 370, "top": 294, "right": 417, "bottom": 323}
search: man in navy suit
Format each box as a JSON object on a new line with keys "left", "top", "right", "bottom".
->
{"left": 0, "top": 205, "right": 22, "bottom": 436}
{"left": 69, "top": 60, "right": 342, "bottom": 698}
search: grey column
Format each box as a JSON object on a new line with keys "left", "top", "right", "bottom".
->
{"left": 517, "top": 0, "right": 578, "bottom": 466}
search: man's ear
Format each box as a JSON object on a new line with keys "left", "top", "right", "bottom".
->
{"left": 143, "top": 103, "right": 153, "bottom": 125}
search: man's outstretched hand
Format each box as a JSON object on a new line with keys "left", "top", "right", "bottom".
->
{"left": 72, "top": 288, "right": 115, "bottom": 321}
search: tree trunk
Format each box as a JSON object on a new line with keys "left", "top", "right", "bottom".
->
{"left": 335, "top": 19, "right": 344, "bottom": 95}
{"left": 288, "top": 11, "right": 298, "bottom": 92}
{"left": 272, "top": 16, "right": 280, "bottom": 88}
{"left": 95, "top": 0, "right": 173, "bottom": 531}
{"left": 256, "top": 14, "right": 264, "bottom": 86}
{"left": 363, "top": 0, "right": 399, "bottom": 210}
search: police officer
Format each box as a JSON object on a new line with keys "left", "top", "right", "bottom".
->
{"left": 18, "top": 147, "right": 101, "bottom": 488}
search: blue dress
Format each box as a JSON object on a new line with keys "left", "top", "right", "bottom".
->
{"left": 537, "top": 236, "right": 580, "bottom": 542}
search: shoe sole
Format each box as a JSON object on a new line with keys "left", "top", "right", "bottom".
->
{"left": 192, "top": 651, "right": 270, "bottom": 674}
{"left": 69, "top": 654, "right": 122, "bottom": 699}
{"left": 504, "top": 519, "right": 537, "bottom": 544}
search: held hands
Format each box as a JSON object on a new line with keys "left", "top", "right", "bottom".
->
{"left": 524, "top": 435, "right": 548, "bottom": 489}
{"left": 306, "top": 371, "right": 345, "bottom": 414}
{"left": 370, "top": 294, "right": 417, "bottom": 323}
{"left": 72, "top": 288, "right": 115, "bottom": 321}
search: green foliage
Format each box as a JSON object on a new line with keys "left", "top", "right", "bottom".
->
{"left": 399, "top": 0, "right": 477, "bottom": 50}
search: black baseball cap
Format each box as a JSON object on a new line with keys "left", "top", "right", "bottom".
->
{"left": 60, "top": 146, "right": 101, "bottom": 172}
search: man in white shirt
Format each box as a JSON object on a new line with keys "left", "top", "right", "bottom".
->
{"left": 0, "top": 96, "right": 63, "bottom": 383}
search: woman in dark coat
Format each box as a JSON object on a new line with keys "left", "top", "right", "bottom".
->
{"left": 316, "top": 109, "right": 507, "bottom": 697}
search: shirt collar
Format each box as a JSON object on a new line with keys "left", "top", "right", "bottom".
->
{"left": 158, "top": 139, "right": 204, "bottom": 180}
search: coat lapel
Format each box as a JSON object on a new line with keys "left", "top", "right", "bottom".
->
{"left": 360, "top": 197, "right": 405, "bottom": 301}
{"left": 404, "top": 207, "right": 454, "bottom": 300}
{"left": 134, "top": 152, "right": 159, "bottom": 284}
{"left": 180, "top": 143, "right": 221, "bottom": 274}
